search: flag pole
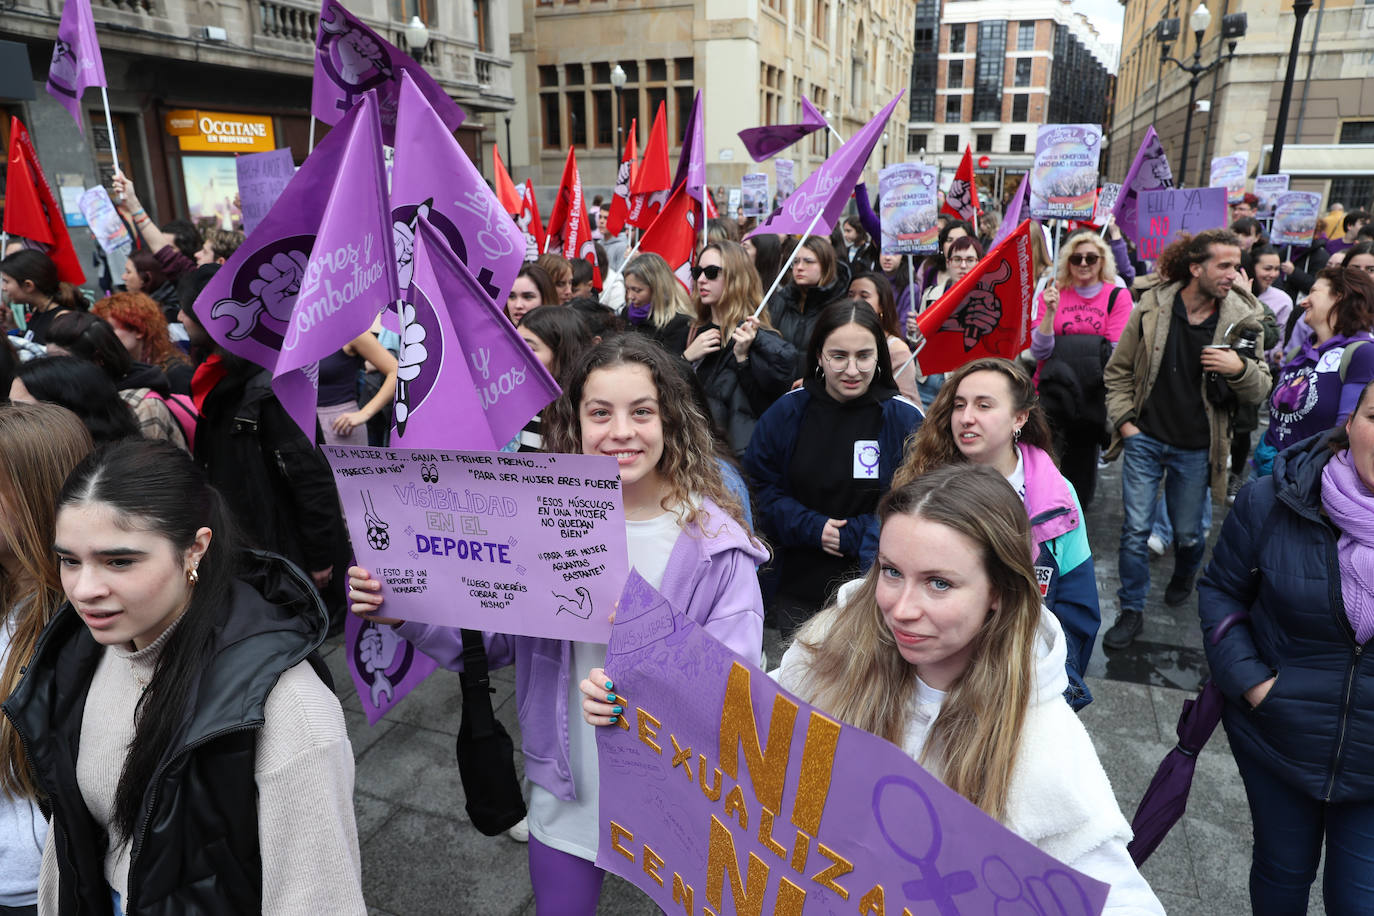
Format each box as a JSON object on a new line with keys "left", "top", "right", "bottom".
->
{"left": 753, "top": 205, "right": 827, "bottom": 319}
{"left": 308, "top": 116, "right": 317, "bottom": 154}
{"left": 99, "top": 87, "right": 123, "bottom": 178}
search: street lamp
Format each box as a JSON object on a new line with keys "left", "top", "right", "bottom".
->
{"left": 881, "top": 131, "right": 889, "bottom": 168}
{"left": 610, "top": 63, "right": 627, "bottom": 152}
{"left": 1268, "top": 0, "right": 1313, "bottom": 173}
{"left": 403, "top": 16, "right": 430, "bottom": 54}
{"left": 1158, "top": 3, "right": 1244, "bottom": 188}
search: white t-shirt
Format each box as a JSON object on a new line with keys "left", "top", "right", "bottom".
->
{"left": 526, "top": 510, "right": 683, "bottom": 860}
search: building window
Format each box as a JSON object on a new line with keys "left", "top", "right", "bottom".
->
{"left": 1017, "top": 20, "right": 1035, "bottom": 51}
{"left": 975, "top": 133, "right": 993, "bottom": 152}
{"left": 760, "top": 64, "right": 783, "bottom": 126}
{"left": 813, "top": 0, "right": 830, "bottom": 42}
{"left": 1009, "top": 133, "right": 1026, "bottom": 152}
{"left": 1014, "top": 58, "right": 1032, "bottom": 87}
{"left": 810, "top": 86, "right": 828, "bottom": 154}
{"left": 1329, "top": 177, "right": 1374, "bottom": 211}
{"left": 391, "top": 0, "right": 437, "bottom": 26}
{"left": 566, "top": 63, "right": 584, "bottom": 85}
{"left": 473, "top": 0, "right": 490, "bottom": 50}
{"left": 945, "top": 95, "right": 962, "bottom": 123}
{"left": 1011, "top": 94, "right": 1029, "bottom": 121}
{"left": 539, "top": 65, "right": 559, "bottom": 88}
{"left": 944, "top": 134, "right": 961, "bottom": 152}
{"left": 542, "top": 92, "right": 561, "bottom": 148}
{"left": 1339, "top": 121, "right": 1374, "bottom": 143}
{"left": 949, "top": 25, "right": 965, "bottom": 53}
{"left": 972, "top": 20, "right": 1007, "bottom": 122}
{"left": 594, "top": 89, "right": 613, "bottom": 146}
{"left": 948, "top": 60, "right": 964, "bottom": 89}
{"left": 675, "top": 57, "right": 694, "bottom": 81}
{"left": 909, "top": 0, "right": 939, "bottom": 121}
{"left": 675, "top": 85, "right": 695, "bottom": 143}
{"left": 567, "top": 91, "right": 587, "bottom": 146}
{"left": 907, "top": 132, "right": 928, "bottom": 154}
{"left": 647, "top": 59, "right": 667, "bottom": 82}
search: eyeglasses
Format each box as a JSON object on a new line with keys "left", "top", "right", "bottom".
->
{"left": 822, "top": 351, "right": 878, "bottom": 371}
{"left": 948, "top": 256, "right": 978, "bottom": 266}
{"left": 1069, "top": 253, "right": 1102, "bottom": 267}
{"left": 691, "top": 264, "right": 723, "bottom": 281}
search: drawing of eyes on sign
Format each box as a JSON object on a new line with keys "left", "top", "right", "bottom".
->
{"left": 325, "top": 446, "right": 630, "bottom": 643}
{"left": 595, "top": 571, "right": 1110, "bottom": 916}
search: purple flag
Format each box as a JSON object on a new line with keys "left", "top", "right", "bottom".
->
{"left": 1112, "top": 127, "right": 1174, "bottom": 248}
{"left": 748, "top": 92, "right": 904, "bottom": 240}
{"left": 346, "top": 611, "right": 438, "bottom": 725}
{"left": 393, "top": 216, "right": 560, "bottom": 449}
{"left": 392, "top": 70, "right": 524, "bottom": 308}
{"left": 45, "top": 0, "right": 106, "bottom": 133}
{"left": 738, "top": 97, "right": 828, "bottom": 162}
{"left": 671, "top": 89, "right": 706, "bottom": 208}
{"left": 313, "top": 0, "right": 465, "bottom": 145}
{"left": 991, "top": 176, "right": 1029, "bottom": 249}
{"left": 193, "top": 93, "right": 399, "bottom": 438}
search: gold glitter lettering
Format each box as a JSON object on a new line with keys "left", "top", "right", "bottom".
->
{"left": 776, "top": 876, "right": 807, "bottom": 915}
{"left": 698, "top": 755, "right": 723, "bottom": 801}
{"left": 718, "top": 661, "right": 798, "bottom": 815}
{"left": 790, "top": 829, "right": 811, "bottom": 874}
{"left": 723, "top": 783, "right": 750, "bottom": 829}
{"left": 791, "top": 712, "right": 840, "bottom": 835}
{"left": 812, "top": 843, "right": 853, "bottom": 899}
{"left": 669, "top": 734, "right": 694, "bottom": 781}
{"left": 705, "top": 814, "right": 769, "bottom": 916}
{"left": 637, "top": 707, "right": 663, "bottom": 753}
{"left": 671, "top": 872, "right": 695, "bottom": 913}
{"left": 642, "top": 844, "right": 666, "bottom": 886}
{"left": 858, "top": 884, "right": 886, "bottom": 915}
{"left": 610, "top": 822, "right": 635, "bottom": 862}
{"left": 757, "top": 807, "right": 787, "bottom": 861}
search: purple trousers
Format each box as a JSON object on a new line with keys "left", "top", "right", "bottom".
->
{"left": 528, "top": 835, "right": 604, "bottom": 914}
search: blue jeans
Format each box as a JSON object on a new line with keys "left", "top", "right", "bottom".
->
{"left": 1150, "top": 491, "right": 1212, "bottom": 544}
{"left": 1117, "top": 432, "right": 1210, "bottom": 612}
{"left": 917, "top": 372, "right": 945, "bottom": 408}
{"left": 1234, "top": 749, "right": 1374, "bottom": 915}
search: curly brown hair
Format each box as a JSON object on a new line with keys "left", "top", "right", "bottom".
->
{"left": 1156, "top": 229, "right": 1243, "bottom": 286}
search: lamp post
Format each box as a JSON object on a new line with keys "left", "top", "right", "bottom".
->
{"left": 881, "top": 131, "right": 889, "bottom": 168}
{"left": 1268, "top": 0, "right": 1313, "bottom": 173}
{"left": 610, "top": 63, "right": 627, "bottom": 153}
{"left": 824, "top": 109, "right": 833, "bottom": 157}
{"left": 1158, "top": 3, "right": 1242, "bottom": 187}
{"left": 504, "top": 114, "right": 512, "bottom": 173}
{"left": 403, "top": 15, "right": 430, "bottom": 56}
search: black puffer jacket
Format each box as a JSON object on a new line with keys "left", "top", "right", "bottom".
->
{"left": 1038, "top": 333, "right": 1113, "bottom": 447}
{"left": 1198, "top": 432, "right": 1374, "bottom": 802}
{"left": 691, "top": 325, "right": 797, "bottom": 456}
{"left": 766, "top": 259, "right": 852, "bottom": 374}
{"left": 4, "top": 550, "right": 332, "bottom": 915}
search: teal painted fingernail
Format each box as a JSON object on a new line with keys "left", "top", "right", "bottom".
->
{"left": 612, "top": 705, "right": 622, "bottom": 714}
{"left": 609, "top": 715, "right": 618, "bottom": 723}
{"left": 606, "top": 693, "right": 617, "bottom": 702}
{"left": 604, "top": 680, "right": 614, "bottom": 689}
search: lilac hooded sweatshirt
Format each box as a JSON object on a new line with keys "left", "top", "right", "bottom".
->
{"left": 394, "top": 499, "right": 767, "bottom": 801}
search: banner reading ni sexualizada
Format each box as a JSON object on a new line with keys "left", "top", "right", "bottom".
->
{"left": 326, "top": 446, "right": 629, "bottom": 643}
{"left": 597, "top": 572, "right": 1109, "bottom": 915}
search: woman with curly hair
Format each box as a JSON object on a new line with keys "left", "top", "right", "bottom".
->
{"left": 93, "top": 292, "right": 193, "bottom": 393}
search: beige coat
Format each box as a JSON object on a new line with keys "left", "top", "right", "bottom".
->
{"left": 1103, "top": 279, "right": 1272, "bottom": 498}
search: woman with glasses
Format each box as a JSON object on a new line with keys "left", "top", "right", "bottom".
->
{"left": 909, "top": 235, "right": 983, "bottom": 405}
{"left": 765, "top": 236, "right": 852, "bottom": 376}
{"left": 745, "top": 301, "right": 922, "bottom": 636}
{"left": 684, "top": 241, "right": 797, "bottom": 456}
{"left": 1029, "top": 230, "right": 1129, "bottom": 505}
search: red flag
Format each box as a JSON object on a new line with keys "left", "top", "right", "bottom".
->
{"left": 636, "top": 185, "right": 699, "bottom": 290}
{"left": 940, "top": 146, "right": 981, "bottom": 223}
{"left": 544, "top": 148, "right": 601, "bottom": 286}
{"left": 605, "top": 118, "right": 638, "bottom": 237}
{"left": 4, "top": 116, "right": 84, "bottom": 284}
{"left": 493, "top": 145, "right": 520, "bottom": 215}
{"left": 915, "top": 220, "right": 1033, "bottom": 375}
{"left": 628, "top": 102, "right": 671, "bottom": 228}
{"left": 519, "top": 179, "right": 546, "bottom": 259}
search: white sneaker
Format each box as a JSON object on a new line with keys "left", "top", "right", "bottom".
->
{"left": 1148, "top": 534, "right": 1166, "bottom": 557}
{"left": 507, "top": 817, "right": 529, "bottom": 843}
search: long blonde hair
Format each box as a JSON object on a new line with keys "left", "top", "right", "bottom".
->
{"left": 690, "top": 241, "right": 778, "bottom": 334}
{"left": 622, "top": 252, "right": 694, "bottom": 330}
{"left": 791, "top": 466, "right": 1042, "bottom": 821}
{"left": 0, "top": 403, "right": 93, "bottom": 800}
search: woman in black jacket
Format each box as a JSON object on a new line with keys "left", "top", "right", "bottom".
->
{"left": 1197, "top": 380, "right": 1374, "bottom": 915}
{"left": 765, "top": 235, "right": 851, "bottom": 377}
{"left": 684, "top": 241, "right": 796, "bottom": 456}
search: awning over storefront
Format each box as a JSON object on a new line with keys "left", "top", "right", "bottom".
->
{"left": 1262, "top": 144, "right": 1374, "bottom": 176}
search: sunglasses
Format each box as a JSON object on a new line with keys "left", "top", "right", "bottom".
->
{"left": 691, "top": 264, "right": 723, "bottom": 281}
{"left": 1069, "top": 253, "right": 1102, "bottom": 267}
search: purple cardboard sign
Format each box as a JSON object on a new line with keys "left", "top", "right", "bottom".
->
{"left": 1135, "top": 187, "right": 1228, "bottom": 261}
{"left": 596, "top": 572, "right": 1110, "bottom": 916}
{"left": 878, "top": 163, "right": 939, "bottom": 255}
{"left": 236, "top": 148, "right": 296, "bottom": 236}
{"left": 346, "top": 611, "right": 439, "bottom": 725}
{"left": 1029, "top": 124, "right": 1103, "bottom": 220}
{"left": 324, "top": 446, "right": 629, "bottom": 642}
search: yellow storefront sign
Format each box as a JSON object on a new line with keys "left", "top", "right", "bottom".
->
{"left": 175, "top": 110, "right": 276, "bottom": 153}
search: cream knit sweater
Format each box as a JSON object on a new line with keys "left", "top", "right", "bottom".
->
{"left": 37, "top": 624, "right": 365, "bottom": 914}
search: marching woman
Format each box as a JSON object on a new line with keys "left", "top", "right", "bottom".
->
{"left": 849, "top": 270, "right": 923, "bottom": 405}
{"left": 765, "top": 235, "right": 852, "bottom": 371}
{"left": 349, "top": 335, "right": 766, "bottom": 915}
{"left": 0, "top": 250, "right": 85, "bottom": 345}
{"left": 0, "top": 403, "right": 92, "bottom": 916}
{"left": 1198, "top": 380, "right": 1374, "bottom": 913}
{"left": 6, "top": 439, "right": 364, "bottom": 914}
{"left": 744, "top": 301, "right": 922, "bottom": 635}
{"left": 656, "top": 465, "right": 1160, "bottom": 914}
{"left": 620, "top": 253, "right": 693, "bottom": 356}
{"left": 891, "top": 357, "right": 1101, "bottom": 709}
{"left": 511, "top": 305, "right": 596, "bottom": 451}
{"left": 507, "top": 264, "right": 559, "bottom": 326}
{"left": 684, "top": 241, "right": 796, "bottom": 456}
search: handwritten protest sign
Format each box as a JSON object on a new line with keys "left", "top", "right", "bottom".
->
{"left": 1270, "top": 191, "right": 1323, "bottom": 248}
{"left": 1029, "top": 124, "right": 1103, "bottom": 220}
{"left": 1208, "top": 153, "right": 1249, "bottom": 204}
{"left": 1254, "top": 174, "right": 1289, "bottom": 217}
{"left": 77, "top": 186, "right": 131, "bottom": 254}
{"left": 235, "top": 147, "right": 296, "bottom": 235}
{"left": 1135, "top": 187, "right": 1228, "bottom": 260}
{"left": 597, "top": 572, "right": 1109, "bottom": 915}
{"left": 1092, "top": 183, "right": 1122, "bottom": 225}
{"left": 741, "top": 173, "right": 770, "bottom": 217}
{"left": 775, "top": 158, "right": 795, "bottom": 202}
{"left": 326, "top": 446, "right": 628, "bottom": 642}
{"left": 878, "top": 163, "right": 939, "bottom": 255}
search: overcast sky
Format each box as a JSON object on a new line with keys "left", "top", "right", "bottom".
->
{"left": 1072, "top": 0, "right": 1126, "bottom": 54}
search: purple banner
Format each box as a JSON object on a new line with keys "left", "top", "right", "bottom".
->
{"left": 1029, "top": 124, "right": 1103, "bottom": 220}
{"left": 878, "top": 163, "right": 939, "bottom": 255}
{"left": 1112, "top": 127, "right": 1173, "bottom": 249}
{"left": 45, "top": 0, "right": 106, "bottom": 133}
{"left": 738, "top": 97, "right": 828, "bottom": 162}
{"left": 596, "top": 572, "right": 1110, "bottom": 915}
{"left": 1208, "top": 153, "right": 1249, "bottom": 204}
{"left": 1135, "top": 187, "right": 1228, "bottom": 261}
{"left": 236, "top": 147, "right": 296, "bottom": 236}
{"left": 672, "top": 89, "right": 707, "bottom": 209}
{"left": 324, "top": 446, "right": 629, "bottom": 642}
{"left": 991, "top": 177, "right": 1030, "bottom": 249}
{"left": 1254, "top": 174, "right": 1289, "bottom": 217}
{"left": 1270, "top": 191, "right": 1323, "bottom": 247}
{"left": 346, "top": 610, "right": 439, "bottom": 725}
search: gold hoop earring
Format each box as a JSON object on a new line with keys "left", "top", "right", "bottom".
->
{"left": 187, "top": 566, "right": 199, "bottom": 585}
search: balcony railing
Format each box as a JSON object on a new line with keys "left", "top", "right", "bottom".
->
{"left": 97, "top": 0, "right": 156, "bottom": 13}
{"left": 257, "top": 0, "right": 318, "bottom": 44}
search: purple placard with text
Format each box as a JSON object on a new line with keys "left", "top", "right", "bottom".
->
{"left": 236, "top": 148, "right": 296, "bottom": 236}
{"left": 1029, "top": 124, "right": 1103, "bottom": 220}
{"left": 596, "top": 572, "right": 1110, "bottom": 915}
{"left": 1135, "top": 187, "right": 1228, "bottom": 261}
{"left": 879, "top": 162, "right": 939, "bottom": 255}
{"left": 325, "top": 446, "right": 628, "bottom": 642}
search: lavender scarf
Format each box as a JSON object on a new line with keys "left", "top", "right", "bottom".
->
{"left": 626, "top": 302, "right": 652, "bottom": 324}
{"left": 1321, "top": 451, "right": 1374, "bottom": 643}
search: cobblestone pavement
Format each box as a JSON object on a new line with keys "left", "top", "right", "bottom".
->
{"left": 323, "top": 456, "right": 1323, "bottom": 915}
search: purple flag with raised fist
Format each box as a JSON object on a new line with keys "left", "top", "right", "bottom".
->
{"left": 313, "top": 0, "right": 465, "bottom": 145}
{"left": 748, "top": 92, "right": 904, "bottom": 241}
{"left": 346, "top": 611, "right": 438, "bottom": 725}
{"left": 1112, "top": 127, "right": 1174, "bottom": 248}
{"left": 991, "top": 176, "right": 1029, "bottom": 249}
{"left": 672, "top": 89, "right": 707, "bottom": 208}
{"left": 45, "top": 0, "right": 106, "bottom": 133}
{"left": 393, "top": 216, "right": 560, "bottom": 449}
{"left": 392, "top": 70, "right": 524, "bottom": 308}
{"left": 738, "top": 97, "right": 827, "bottom": 162}
{"left": 192, "top": 93, "right": 399, "bottom": 438}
